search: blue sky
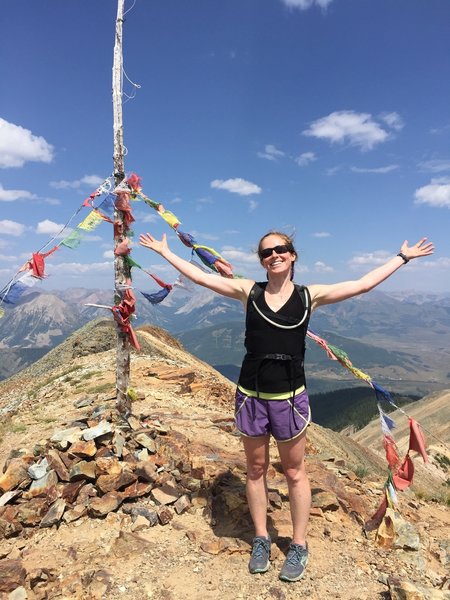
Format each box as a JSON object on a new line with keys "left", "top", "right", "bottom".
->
{"left": 1, "top": 0, "right": 449, "bottom": 297}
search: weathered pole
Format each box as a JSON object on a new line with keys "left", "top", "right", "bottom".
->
{"left": 112, "top": 0, "right": 131, "bottom": 416}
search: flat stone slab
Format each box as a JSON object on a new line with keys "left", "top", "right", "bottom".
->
{"left": 82, "top": 420, "right": 113, "bottom": 441}
{"left": 28, "top": 458, "right": 49, "bottom": 480}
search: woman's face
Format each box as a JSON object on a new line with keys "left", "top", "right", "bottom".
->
{"left": 259, "top": 234, "right": 296, "bottom": 277}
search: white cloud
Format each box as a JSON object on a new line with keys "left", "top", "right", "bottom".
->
{"left": 211, "top": 178, "right": 262, "bottom": 196}
{"left": 50, "top": 174, "right": 104, "bottom": 190}
{"left": 220, "top": 246, "right": 259, "bottom": 264}
{"left": 249, "top": 199, "right": 258, "bottom": 212}
{"left": 312, "top": 231, "right": 330, "bottom": 238}
{"left": 0, "top": 253, "right": 17, "bottom": 262}
{"left": 103, "top": 250, "right": 115, "bottom": 259}
{"left": 0, "top": 118, "right": 54, "bottom": 168}
{"left": 36, "top": 219, "right": 66, "bottom": 235}
{"left": 257, "top": 144, "right": 285, "bottom": 161}
{"left": 326, "top": 165, "right": 342, "bottom": 176}
{"left": 295, "top": 152, "right": 317, "bottom": 167}
{"left": 418, "top": 256, "right": 450, "bottom": 269}
{"left": 430, "top": 124, "right": 450, "bottom": 135}
{"left": 47, "top": 261, "right": 113, "bottom": 275}
{"left": 0, "top": 220, "right": 26, "bottom": 236}
{"left": 83, "top": 235, "right": 103, "bottom": 242}
{"left": 0, "top": 184, "right": 37, "bottom": 202}
{"left": 303, "top": 111, "right": 391, "bottom": 151}
{"left": 349, "top": 250, "right": 391, "bottom": 268}
{"left": 418, "top": 159, "right": 450, "bottom": 173}
{"left": 351, "top": 165, "right": 399, "bottom": 174}
{"left": 379, "top": 112, "right": 404, "bottom": 131}
{"left": 190, "top": 231, "right": 220, "bottom": 242}
{"left": 314, "top": 261, "right": 334, "bottom": 272}
{"left": 415, "top": 178, "right": 450, "bottom": 208}
{"left": 281, "top": 0, "right": 333, "bottom": 10}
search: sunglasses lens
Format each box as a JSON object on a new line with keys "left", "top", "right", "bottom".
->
{"left": 260, "top": 244, "right": 290, "bottom": 259}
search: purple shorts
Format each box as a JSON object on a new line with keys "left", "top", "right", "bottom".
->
{"left": 234, "top": 387, "right": 311, "bottom": 442}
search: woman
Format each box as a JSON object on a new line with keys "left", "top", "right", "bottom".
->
{"left": 139, "top": 230, "right": 433, "bottom": 582}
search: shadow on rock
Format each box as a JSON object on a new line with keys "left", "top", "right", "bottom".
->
{"left": 209, "top": 470, "right": 279, "bottom": 545}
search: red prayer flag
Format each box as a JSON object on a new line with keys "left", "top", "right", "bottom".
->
{"left": 383, "top": 434, "right": 400, "bottom": 471}
{"left": 408, "top": 418, "right": 429, "bottom": 463}
{"left": 392, "top": 455, "right": 415, "bottom": 490}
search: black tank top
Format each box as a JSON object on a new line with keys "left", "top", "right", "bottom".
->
{"left": 238, "top": 282, "right": 311, "bottom": 394}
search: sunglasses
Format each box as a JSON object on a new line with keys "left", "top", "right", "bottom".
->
{"left": 259, "top": 244, "right": 292, "bottom": 259}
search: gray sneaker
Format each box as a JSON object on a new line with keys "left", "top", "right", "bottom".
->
{"left": 248, "top": 536, "right": 271, "bottom": 574}
{"left": 279, "top": 542, "right": 308, "bottom": 582}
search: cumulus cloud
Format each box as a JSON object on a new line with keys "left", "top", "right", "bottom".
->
{"left": 0, "top": 184, "right": 37, "bottom": 202}
{"left": 257, "top": 144, "right": 285, "bottom": 161}
{"left": 0, "top": 220, "right": 26, "bottom": 236}
{"left": 36, "top": 219, "right": 66, "bottom": 235}
{"left": 351, "top": 164, "right": 399, "bottom": 174}
{"left": 295, "top": 152, "right": 317, "bottom": 167}
{"left": 349, "top": 250, "right": 391, "bottom": 268}
{"left": 140, "top": 213, "right": 158, "bottom": 224}
{"left": 220, "top": 246, "right": 259, "bottom": 264}
{"left": 281, "top": 0, "right": 333, "bottom": 10}
{"left": 50, "top": 174, "right": 104, "bottom": 190}
{"left": 103, "top": 250, "right": 115, "bottom": 259}
{"left": 312, "top": 231, "right": 330, "bottom": 238}
{"left": 418, "top": 159, "right": 450, "bottom": 173}
{"left": 379, "top": 112, "right": 404, "bottom": 131}
{"left": 0, "top": 253, "right": 17, "bottom": 262}
{"left": 211, "top": 178, "right": 262, "bottom": 196}
{"left": 0, "top": 118, "right": 54, "bottom": 168}
{"left": 47, "top": 261, "right": 113, "bottom": 275}
{"left": 314, "top": 261, "right": 334, "bottom": 272}
{"left": 415, "top": 178, "right": 450, "bottom": 208}
{"left": 303, "top": 111, "right": 393, "bottom": 151}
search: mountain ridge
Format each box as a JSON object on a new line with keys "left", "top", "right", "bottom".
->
{"left": 0, "top": 318, "right": 448, "bottom": 598}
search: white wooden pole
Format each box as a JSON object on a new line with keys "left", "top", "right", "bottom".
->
{"left": 112, "top": 0, "right": 131, "bottom": 416}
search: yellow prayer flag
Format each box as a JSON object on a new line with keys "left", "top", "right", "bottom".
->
{"left": 78, "top": 211, "right": 104, "bottom": 232}
{"left": 161, "top": 210, "right": 181, "bottom": 229}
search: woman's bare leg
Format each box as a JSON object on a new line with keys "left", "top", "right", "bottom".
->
{"left": 242, "top": 435, "right": 270, "bottom": 537}
{"left": 277, "top": 430, "right": 311, "bottom": 544}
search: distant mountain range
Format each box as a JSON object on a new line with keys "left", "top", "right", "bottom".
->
{"left": 1, "top": 285, "right": 450, "bottom": 396}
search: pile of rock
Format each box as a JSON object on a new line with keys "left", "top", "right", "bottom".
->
{"left": 0, "top": 401, "right": 206, "bottom": 537}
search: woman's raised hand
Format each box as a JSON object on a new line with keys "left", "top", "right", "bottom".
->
{"left": 139, "top": 232, "right": 169, "bottom": 255}
{"left": 400, "top": 238, "right": 434, "bottom": 261}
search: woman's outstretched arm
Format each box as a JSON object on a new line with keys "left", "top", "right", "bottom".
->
{"left": 309, "top": 238, "right": 434, "bottom": 310}
{"left": 139, "top": 232, "right": 254, "bottom": 302}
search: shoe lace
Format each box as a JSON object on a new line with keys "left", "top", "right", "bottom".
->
{"left": 252, "top": 539, "right": 268, "bottom": 559}
{"left": 286, "top": 544, "right": 306, "bottom": 566}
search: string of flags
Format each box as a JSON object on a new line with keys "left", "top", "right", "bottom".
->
{"left": 0, "top": 172, "right": 433, "bottom": 527}
{"left": 305, "top": 329, "right": 429, "bottom": 530}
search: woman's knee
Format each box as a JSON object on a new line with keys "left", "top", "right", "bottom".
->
{"left": 246, "top": 459, "right": 269, "bottom": 480}
{"left": 284, "top": 464, "right": 308, "bottom": 486}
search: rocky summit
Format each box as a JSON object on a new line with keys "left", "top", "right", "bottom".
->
{"left": 0, "top": 320, "right": 449, "bottom": 599}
